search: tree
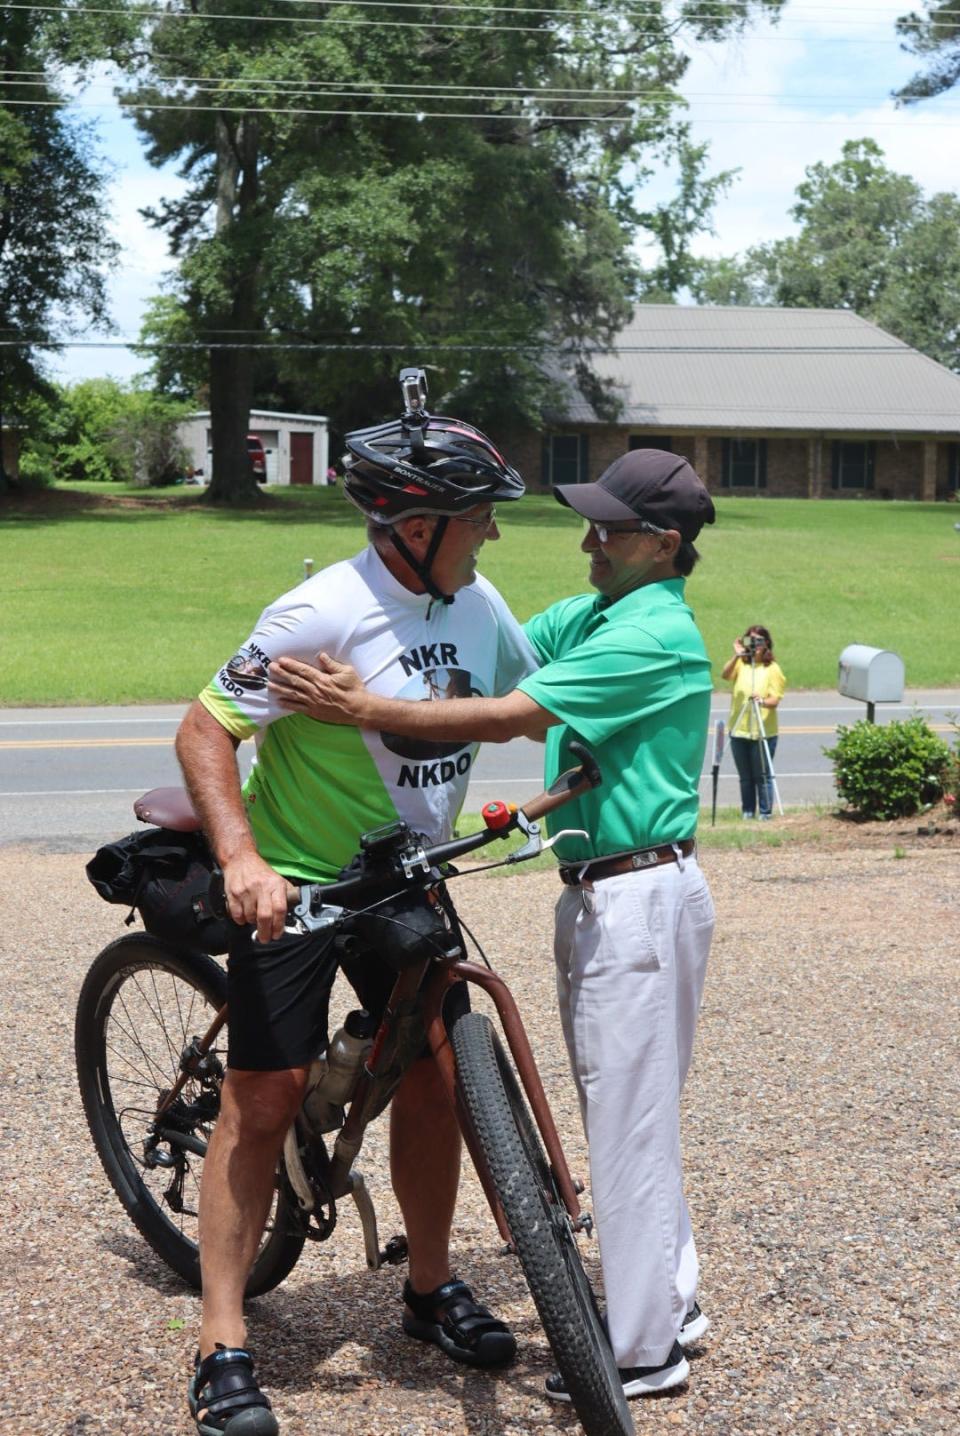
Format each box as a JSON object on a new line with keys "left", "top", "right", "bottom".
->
{"left": 689, "top": 139, "right": 960, "bottom": 372}
{"left": 26, "top": 378, "right": 192, "bottom": 486}
{"left": 109, "top": 1, "right": 784, "bottom": 502}
{"left": 0, "top": 5, "right": 120, "bottom": 489}
{"left": 895, "top": 2, "right": 960, "bottom": 102}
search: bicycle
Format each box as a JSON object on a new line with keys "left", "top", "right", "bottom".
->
{"left": 75, "top": 743, "right": 635, "bottom": 1436}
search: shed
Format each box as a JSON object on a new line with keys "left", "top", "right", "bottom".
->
{"left": 179, "top": 409, "right": 329, "bottom": 487}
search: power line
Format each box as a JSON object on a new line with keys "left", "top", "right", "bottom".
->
{"left": 5, "top": 72, "right": 959, "bottom": 109}
{"left": 0, "top": 1, "right": 933, "bottom": 41}
{"left": 5, "top": 96, "right": 959, "bottom": 124}
{"left": 160, "top": 0, "right": 960, "bottom": 22}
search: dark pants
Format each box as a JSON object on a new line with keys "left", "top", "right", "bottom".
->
{"left": 731, "top": 735, "right": 778, "bottom": 817}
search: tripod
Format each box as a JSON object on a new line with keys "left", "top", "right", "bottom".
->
{"left": 728, "top": 652, "right": 783, "bottom": 818}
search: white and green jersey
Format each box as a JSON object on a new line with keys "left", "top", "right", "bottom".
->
{"left": 199, "top": 545, "right": 538, "bottom": 882}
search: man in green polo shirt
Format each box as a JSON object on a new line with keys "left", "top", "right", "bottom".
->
{"left": 268, "top": 448, "right": 717, "bottom": 1403}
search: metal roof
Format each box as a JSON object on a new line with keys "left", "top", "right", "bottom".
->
{"left": 188, "top": 409, "right": 327, "bottom": 425}
{"left": 554, "top": 307, "right": 960, "bottom": 435}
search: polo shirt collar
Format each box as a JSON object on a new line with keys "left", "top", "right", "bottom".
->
{"left": 594, "top": 575, "right": 686, "bottom": 619}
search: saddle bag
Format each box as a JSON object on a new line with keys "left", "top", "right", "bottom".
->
{"left": 86, "top": 827, "right": 232, "bottom": 955}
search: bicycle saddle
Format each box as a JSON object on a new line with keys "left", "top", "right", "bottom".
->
{"left": 134, "top": 786, "right": 203, "bottom": 832}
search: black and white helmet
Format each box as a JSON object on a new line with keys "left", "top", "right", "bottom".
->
{"left": 342, "top": 368, "right": 525, "bottom": 525}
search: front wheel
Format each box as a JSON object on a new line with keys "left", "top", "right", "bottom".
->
{"left": 75, "top": 934, "right": 305, "bottom": 1295}
{"left": 450, "top": 1011, "right": 633, "bottom": 1436}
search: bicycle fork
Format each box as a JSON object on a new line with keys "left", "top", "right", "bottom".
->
{"left": 424, "top": 962, "right": 589, "bottom": 1244}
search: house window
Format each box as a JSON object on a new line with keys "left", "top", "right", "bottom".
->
{"left": 628, "top": 435, "right": 672, "bottom": 452}
{"left": 722, "top": 438, "right": 767, "bottom": 489}
{"left": 542, "top": 433, "right": 589, "bottom": 485}
{"left": 831, "top": 440, "right": 875, "bottom": 491}
{"left": 948, "top": 443, "right": 959, "bottom": 493}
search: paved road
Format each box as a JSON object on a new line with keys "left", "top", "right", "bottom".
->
{"left": 1, "top": 691, "right": 957, "bottom": 850}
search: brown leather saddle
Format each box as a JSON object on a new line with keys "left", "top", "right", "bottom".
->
{"left": 133, "top": 786, "right": 203, "bottom": 833}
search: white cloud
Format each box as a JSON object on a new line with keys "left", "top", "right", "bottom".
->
{"left": 639, "top": 0, "right": 960, "bottom": 261}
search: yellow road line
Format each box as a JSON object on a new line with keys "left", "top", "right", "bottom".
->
{"left": 0, "top": 737, "right": 174, "bottom": 750}
{"left": 0, "top": 724, "right": 953, "bottom": 751}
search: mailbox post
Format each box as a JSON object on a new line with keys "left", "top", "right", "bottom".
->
{"left": 837, "top": 645, "right": 905, "bottom": 722}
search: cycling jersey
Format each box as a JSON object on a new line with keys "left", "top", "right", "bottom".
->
{"left": 199, "top": 545, "right": 538, "bottom": 882}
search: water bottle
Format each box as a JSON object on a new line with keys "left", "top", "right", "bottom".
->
{"left": 302, "top": 1009, "right": 375, "bottom": 1134}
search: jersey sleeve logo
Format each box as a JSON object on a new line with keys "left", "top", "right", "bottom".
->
{"left": 223, "top": 644, "right": 271, "bottom": 692}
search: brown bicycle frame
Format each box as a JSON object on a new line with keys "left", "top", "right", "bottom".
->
{"left": 152, "top": 950, "right": 584, "bottom": 1249}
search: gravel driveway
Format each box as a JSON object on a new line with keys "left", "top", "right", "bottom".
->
{"left": 1, "top": 839, "right": 957, "bottom": 1435}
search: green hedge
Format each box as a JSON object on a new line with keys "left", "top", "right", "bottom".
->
{"left": 825, "top": 717, "right": 950, "bottom": 820}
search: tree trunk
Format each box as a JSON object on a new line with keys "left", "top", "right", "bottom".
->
{"left": 206, "top": 114, "right": 261, "bottom": 506}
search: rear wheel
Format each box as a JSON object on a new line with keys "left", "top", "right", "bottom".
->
{"left": 75, "top": 934, "right": 305, "bottom": 1294}
{"left": 451, "top": 1011, "right": 633, "bottom": 1436}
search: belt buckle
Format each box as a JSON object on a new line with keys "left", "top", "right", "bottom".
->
{"left": 630, "top": 849, "right": 659, "bottom": 870}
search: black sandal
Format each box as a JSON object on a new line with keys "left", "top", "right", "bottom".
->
{"left": 402, "top": 1276, "right": 517, "bottom": 1367}
{"left": 188, "top": 1345, "right": 279, "bottom": 1436}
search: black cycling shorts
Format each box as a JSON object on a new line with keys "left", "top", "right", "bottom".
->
{"left": 226, "top": 920, "right": 468, "bottom": 1072}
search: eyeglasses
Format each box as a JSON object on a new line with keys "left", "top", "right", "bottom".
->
{"left": 454, "top": 507, "right": 497, "bottom": 529}
{"left": 588, "top": 520, "right": 668, "bottom": 544}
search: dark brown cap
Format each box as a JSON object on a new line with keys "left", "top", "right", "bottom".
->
{"left": 554, "top": 448, "right": 716, "bottom": 542}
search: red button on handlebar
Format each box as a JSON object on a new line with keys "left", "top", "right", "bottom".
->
{"left": 482, "top": 800, "right": 516, "bottom": 831}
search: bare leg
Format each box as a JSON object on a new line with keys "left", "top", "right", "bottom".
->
{"left": 390, "top": 1057, "right": 461, "bottom": 1298}
{"left": 198, "top": 1067, "right": 308, "bottom": 1358}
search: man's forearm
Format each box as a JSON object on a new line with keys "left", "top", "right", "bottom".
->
{"left": 357, "top": 689, "right": 554, "bottom": 743}
{"left": 174, "top": 701, "right": 256, "bottom": 866}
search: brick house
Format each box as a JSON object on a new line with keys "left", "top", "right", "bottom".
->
{"left": 504, "top": 306, "right": 960, "bottom": 501}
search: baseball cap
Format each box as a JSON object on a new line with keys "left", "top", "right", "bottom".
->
{"left": 554, "top": 448, "right": 716, "bottom": 542}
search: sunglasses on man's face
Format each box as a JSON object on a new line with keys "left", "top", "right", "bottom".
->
{"left": 454, "top": 507, "right": 497, "bottom": 529}
{"left": 586, "top": 520, "right": 668, "bottom": 544}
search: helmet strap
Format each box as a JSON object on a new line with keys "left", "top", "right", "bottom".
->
{"left": 389, "top": 516, "right": 455, "bottom": 606}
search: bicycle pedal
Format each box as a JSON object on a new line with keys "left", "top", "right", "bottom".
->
{"left": 379, "top": 1234, "right": 409, "bottom": 1266}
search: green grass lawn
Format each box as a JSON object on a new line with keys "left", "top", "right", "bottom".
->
{"left": 2, "top": 484, "right": 958, "bottom": 704}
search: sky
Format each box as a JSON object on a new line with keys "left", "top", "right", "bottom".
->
{"left": 53, "top": 0, "right": 960, "bottom": 384}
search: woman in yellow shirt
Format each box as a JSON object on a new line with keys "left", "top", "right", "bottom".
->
{"left": 720, "top": 625, "right": 786, "bottom": 819}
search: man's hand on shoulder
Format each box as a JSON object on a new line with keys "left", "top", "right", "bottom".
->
{"left": 268, "top": 653, "right": 375, "bottom": 726}
{"left": 222, "top": 848, "right": 294, "bottom": 944}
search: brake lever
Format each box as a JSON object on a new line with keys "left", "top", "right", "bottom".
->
{"left": 540, "top": 828, "right": 589, "bottom": 851}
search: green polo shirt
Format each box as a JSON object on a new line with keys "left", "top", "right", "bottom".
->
{"left": 519, "top": 578, "right": 712, "bottom": 863}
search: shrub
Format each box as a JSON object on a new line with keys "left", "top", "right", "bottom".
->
{"left": 824, "top": 716, "right": 950, "bottom": 820}
{"left": 943, "top": 716, "right": 960, "bottom": 819}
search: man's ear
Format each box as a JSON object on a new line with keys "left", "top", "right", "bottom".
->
{"left": 394, "top": 514, "right": 437, "bottom": 558}
{"left": 659, "top": 529, "right": 682, "bottom": 562}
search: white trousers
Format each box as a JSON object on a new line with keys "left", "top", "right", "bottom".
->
{"left": 554, "top": 854, "right": 714, "bottom": 1368}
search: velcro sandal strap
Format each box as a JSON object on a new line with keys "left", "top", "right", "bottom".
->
{"left": 194, "top": 1347, "right": 273, "bottom": 1425}
{"left": 404, "top": 1278, "right": 510, "bottom": 1352}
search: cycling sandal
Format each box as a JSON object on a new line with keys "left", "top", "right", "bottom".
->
{"left": 188, "top": 1345, "right": 279, "bottom": 1436}
{"left": 402, "top": 1276, "right": 517, "bottom": 1367}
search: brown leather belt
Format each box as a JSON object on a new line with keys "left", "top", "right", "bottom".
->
{"left": 559, "top": 839, "right": 697, "bottom": 887}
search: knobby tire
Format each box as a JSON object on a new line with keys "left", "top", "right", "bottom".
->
{"left": 75, "top": 933, "right": 305, "bottom": 1295}
{"left": 450, "top": 1011, "right": 634, "bottom": 1436}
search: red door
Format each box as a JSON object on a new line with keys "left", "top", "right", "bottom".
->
{"left": 290, "top": 432, "right": 313, "bottom": 485}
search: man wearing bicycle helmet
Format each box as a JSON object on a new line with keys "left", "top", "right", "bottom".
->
{"left": 174, "top": 370, "right": 536, "bottom": 1436}
{"left": 269, "top": 447, "right": 717, "bottom": 1408}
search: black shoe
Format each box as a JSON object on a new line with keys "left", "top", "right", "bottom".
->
{"left": 544, "top": 1340, "right": 689, "bottom": 1402}
{"left": 402, "top": 1276, "right": 517, "bottom": 1367}
{"left": 679, "top": 1301, "right": 710, "bottom": 1348}
{"left": 188, "top": 1346, "right": 279, "bottom": 1436}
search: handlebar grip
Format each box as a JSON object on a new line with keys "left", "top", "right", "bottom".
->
{"left": 520, "top": 745, "right": 602, "bottom": 824}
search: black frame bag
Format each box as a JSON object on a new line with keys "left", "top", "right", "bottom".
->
{"left": 86, "top": 827, "right": 231, "bottom": 955}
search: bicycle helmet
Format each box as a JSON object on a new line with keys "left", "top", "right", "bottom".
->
{"left": 342, "top": 368, "right": 525, "bottom": 603}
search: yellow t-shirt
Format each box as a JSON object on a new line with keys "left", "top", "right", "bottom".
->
{"left": 728, "top": 658, "right": 786, "bottom": 739}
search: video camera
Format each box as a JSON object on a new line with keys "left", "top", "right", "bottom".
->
{"left": 399, "top": 367, "right": 428, "bottom": 417}
{"left": 740, "top": 633, "right": 764, "bottom": 658}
